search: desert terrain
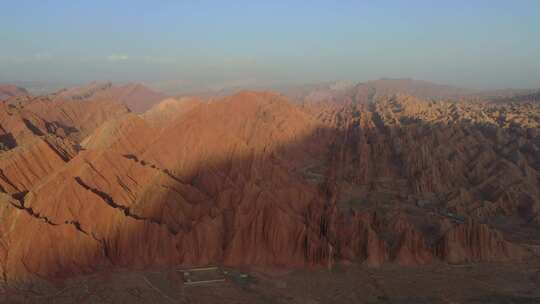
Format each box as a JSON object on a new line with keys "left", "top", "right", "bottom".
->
{"left": 0, "top": 79, "right": 539, "bottom": 303}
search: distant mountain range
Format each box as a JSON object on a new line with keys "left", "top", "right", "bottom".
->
{"left": 50, "top": 82, "right": 167, "bottom": 113}
{"left": 0, "top": 85, "right": 29, "bottom": 101}
{"left": 4, "top": 78, "right": 540, "bottom": 105}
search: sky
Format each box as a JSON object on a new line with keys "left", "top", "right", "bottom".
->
{"left": 1, "top": 0, "right": 540, "bottom": 90}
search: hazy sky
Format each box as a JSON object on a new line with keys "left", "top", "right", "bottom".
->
{"left": 1, "top": 0, "right": 539, "bottom": 89}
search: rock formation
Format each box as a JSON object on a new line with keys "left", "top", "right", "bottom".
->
{"left": 0, "top": 86, "right": 538, "bottom": 283}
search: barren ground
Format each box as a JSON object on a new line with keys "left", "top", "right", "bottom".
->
{"left": 2, "top": 259, "right": 540, "bottom": 303}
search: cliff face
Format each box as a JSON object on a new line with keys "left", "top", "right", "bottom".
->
{"left": 435, "top": 220, "right": 530, "bottom": 264}
{"left": 0, "top": 89, "right": 539, "bottom": 283}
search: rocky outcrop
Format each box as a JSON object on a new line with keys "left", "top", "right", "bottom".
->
{"left": 435, "top": 220, "right": 531, "bottom": 263}
{"left": 24, "top": 98, "right": 131, "bottom": 141}
{"left": 392, "top": 228, "right": 433, "bottom": 266}
{"left": 0, "top": 138, "right": 69, "bottom": 193}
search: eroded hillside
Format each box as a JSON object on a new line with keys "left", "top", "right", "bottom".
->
{"left": 0, "top": 89, "right": 539, "bottom": 285}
